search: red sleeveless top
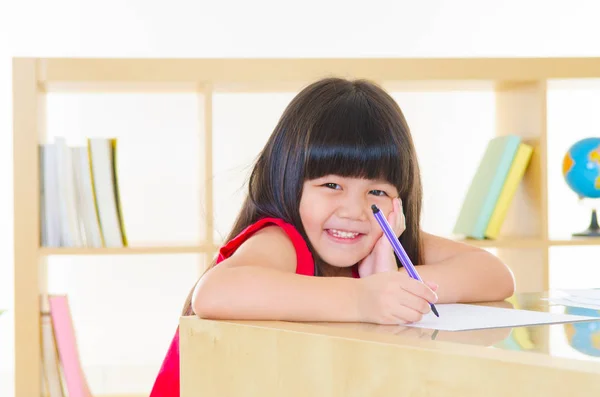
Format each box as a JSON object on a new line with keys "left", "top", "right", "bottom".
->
{"left": 149, "top": 217, "right": 358, "bottom": 397}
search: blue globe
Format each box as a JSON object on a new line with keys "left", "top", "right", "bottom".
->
{"left": 562, "top": 137, "right": 600, "bottom": 199}
{"left": 564, "top": 306, "right": 600, "bottom": 357}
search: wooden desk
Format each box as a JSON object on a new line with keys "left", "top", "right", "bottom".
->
{"left": 179, "top": 292, "right": 600, "bottom": 396}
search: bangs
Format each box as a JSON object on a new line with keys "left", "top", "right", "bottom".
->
{"left": 303, "top": 91, "right": 408, "bottom": 189}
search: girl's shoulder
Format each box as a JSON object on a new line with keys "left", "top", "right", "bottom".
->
{"left": 216, "top": 217, "right": 315, "bottom": 276}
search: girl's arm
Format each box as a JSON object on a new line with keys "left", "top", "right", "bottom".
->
{"left": 411, "top": 232, "right": 516, "bottom": 303}
{"left": 192, "top": 226, "right": 360, "bottom": 322}
{"left": 193, "top": 226, "right": 437, "bottom": 324}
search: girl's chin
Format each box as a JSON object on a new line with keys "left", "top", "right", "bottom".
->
{"left": 311, "top": 235, "right": 373, "bottom": 268}
{"left": 324, "top": 261, "right": 357, "bottom": 269}
{"left": 320, "top": 252, "right": 364, "bottom": 269}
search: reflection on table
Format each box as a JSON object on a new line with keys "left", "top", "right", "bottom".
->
{"left": 179, "top": 290, "right": 600, "bottom": 397}
{"left": 308, "top": 291, "right": 600, "bottom": 362}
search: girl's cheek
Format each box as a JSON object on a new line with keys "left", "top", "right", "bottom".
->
{"left": 370, "top": 222, "right": 384, "bottom": 239}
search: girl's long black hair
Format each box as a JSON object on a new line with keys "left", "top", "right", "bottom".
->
{"left": 182, "top": 77, "right": 424, "bottom": 315}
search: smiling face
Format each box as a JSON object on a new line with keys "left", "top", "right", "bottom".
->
{"left": 299, "top": 175, "right": 399, "bottom": 268}
{"left": 238, "top": 78, "right": 424, "bottom": 275}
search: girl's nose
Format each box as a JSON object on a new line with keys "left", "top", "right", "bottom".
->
{"left": 337, "top": 198, "right": 368, "bottom": 221}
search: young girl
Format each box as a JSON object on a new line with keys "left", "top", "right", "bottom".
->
{"left": 149, "top": 77, "right": 515, "bottom": 396}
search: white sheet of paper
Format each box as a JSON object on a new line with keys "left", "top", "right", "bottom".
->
{"left": 403, "top": 304, "right": 598, "bottom": 331}
{"left": 561, "top": 288, "right": 600, "bottom": 300}
{"left": 560, "top": 296, "right": 600, "bottom": 305}
{"left": 546, "top": 288, "right": 600, "bottom": 310}
{"left": 547, "top": 298, "right": 600, "bottom": 311}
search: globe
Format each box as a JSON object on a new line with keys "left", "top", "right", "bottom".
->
{"left": 562, "top": 137, "right": 600, "bottom": 199}
{"left": 564, "top": 306, "right": 600, "bottom": 357}
{"left": 562, "top": 137, "right": 600, "bottom": 237}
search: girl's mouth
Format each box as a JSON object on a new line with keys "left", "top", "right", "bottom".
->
{"left": 325, "top": 228, "right": 364, "bottom": 243}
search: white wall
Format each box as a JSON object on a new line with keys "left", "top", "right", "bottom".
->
{"left": 3, "top": 1, "right": 600, "bottom": 396}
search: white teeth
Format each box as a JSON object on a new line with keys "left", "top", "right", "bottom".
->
{"left": 329, "top": 229, "right": 360, "bottom": 239}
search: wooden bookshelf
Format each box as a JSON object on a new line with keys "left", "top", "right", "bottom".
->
{"left": 13, "top": 57, "right": 600, "bottom": 397}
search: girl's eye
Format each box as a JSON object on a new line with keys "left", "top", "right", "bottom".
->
{"left": 370, "top": 190, "right": 388, "bottom": 197}
{"left": 323, "top": 183, "right": 341, "bottom": 190}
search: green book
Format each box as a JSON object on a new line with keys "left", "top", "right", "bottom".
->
{"left": 453, "top": 135, "right": 522, "bottom": 239}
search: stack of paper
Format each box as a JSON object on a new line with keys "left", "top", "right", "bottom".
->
{"left": 548, "top": 289, "right": 600, "bottom": 310}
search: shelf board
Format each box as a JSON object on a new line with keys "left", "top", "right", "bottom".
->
{"left": 456, "top": 237, "right": 545, "bottom": 249}
{"left": 458, "top": 237, "right": 600, "bottom": 248}
{"left": 37, "top": 238, "right": 600, "bottom": 256}
{"left": 39, "top": 244, "right": 220, "bottom": 256}
{"left": 35, "top": 57, "right": 600, "bottom": 85}
{"left": 549, "top": 237, "right": 600, "bottom": 247}
{"left": 96, "top": 394, "right": 147, "bottom": 397}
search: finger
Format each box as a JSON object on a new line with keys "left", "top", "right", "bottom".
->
{"left": 398, "top": 198, "right": 405, "bottom": 220}
{"left": 387, "top": 211, "right": 398, "bottom": 236}
{"left": 395, "top": 198, "right": 405, "bottom": 234}
{"left": 395, "top": 289, "right": 432, "bottom": 315}
{"left": 397, "top": 275, "right": 439, "bottom": 304}
{"left": 426, "top": 281, "right": 439, "bottom": 291}
{"left": 389, "top": 199, "right": 401, "bottom": 236}
{"left": 389, "top": 304, "right": 425, "bottom": 324}
{"left": 387, "top": 207, "right": 395, "bottom": 224}
{"left": 374, "top": 230, "right": 392, "bottom": 252}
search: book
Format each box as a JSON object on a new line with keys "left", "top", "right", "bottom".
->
{"left": 71, "top": 146, "right": 103, "bottom": 248}
{"left": 484, "top": 142, "right": 533, "bottom": 239}
{"left": 55, "top": 137, "right": 83, "bottom": 247}
{"left": 40, "top": 143, "right": 62, "bottom": 247}
{"left": 111, "top": 139, "right": 128, "bottom": 246}
{"left": 40, "top": 295, "right": 66, "bottom": 397}
{"left": 46, "top": 295, "right": 93, "bottom": 397}
{"left": 39, "top": 137, "right": 127, "bottom": 248}
{"left": 453, "top": 135, "right": 521, "bottom": 239}
{"left": 88, "top": 138, "right": 126, "bottom": 247}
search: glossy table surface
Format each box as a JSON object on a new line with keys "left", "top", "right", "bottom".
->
{"left": 308, "top": 290, "right": 600, "bottom": 363}
{"left": 180, "top": 290, "right": 600, "bottom": 397}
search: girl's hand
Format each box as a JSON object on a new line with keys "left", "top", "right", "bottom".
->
{"left": 358, "top": 198, "right": 406, "bottom": 278}
{"left": 355, "top": 271, "right": 439, "bottom": 324}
